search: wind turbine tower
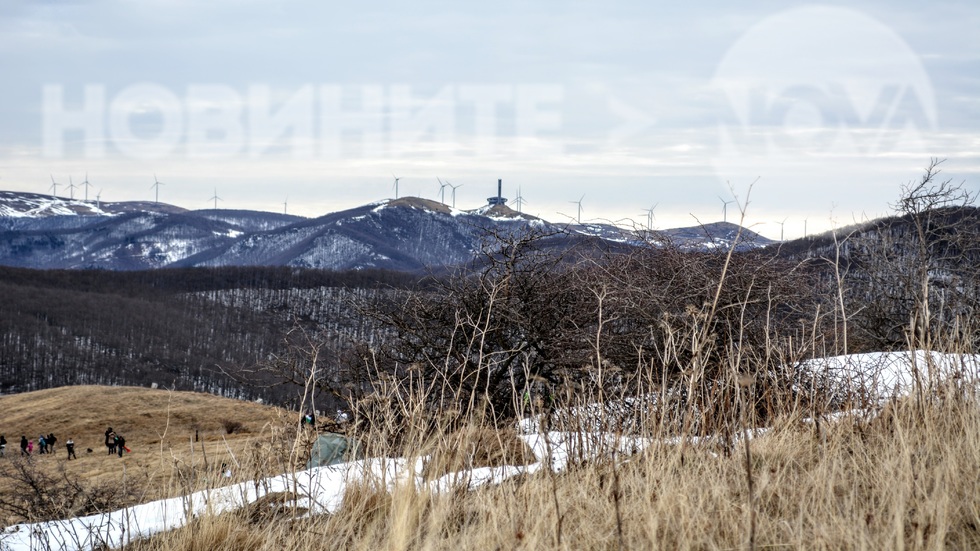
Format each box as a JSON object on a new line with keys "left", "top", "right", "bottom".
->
{"left": 48, "top": 175, "right": 60, "bottom": 198}
{"left": 96, "top": 189, "right": 103, "bottom": 210}
{"left": 66, "top": 176, "right": 77, "bottom": 200}
{"left": 437, "top": 178, "right": 449, "bottom": 204}
{"left": 449, "top": 182, "right": 462, "bottom": 208}
{"left": 283, "top": 196, "right": 288, "bottom": 215}
{"left": 641, "top": 203, "right": 658, "bottom": 231}
{"left": 718, "top": 195, "right": 734, "bottom": 223}
{"left": 151, "top": 174, "right": 165, "bottom": 204}
{"left": 514, "top": 187, "right": 526, "bottom": 213}
{"left": 81, "top": 173, "right": 92, "bottom": 202}
{"left": 392, "top": 174, "right": 401, "bottom": 199}
{"left": 570, "top": 195, "right": 584, "bottom": 224}
{"left": 209, "top": 188, "right": 223, "bottom": 210}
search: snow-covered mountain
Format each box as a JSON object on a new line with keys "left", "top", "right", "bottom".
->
{"left": 0, "top": 191, "right": 772, "bottom": 271}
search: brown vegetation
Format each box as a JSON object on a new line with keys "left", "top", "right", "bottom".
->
{"left": 0, "top": 385, "right": 288, "bottom": 525}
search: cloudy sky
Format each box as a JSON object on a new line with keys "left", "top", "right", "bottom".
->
{"left": 1, "top": 0, "right": 978, "bottom": 238}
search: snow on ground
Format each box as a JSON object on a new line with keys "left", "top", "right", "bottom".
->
{"left": 0, "top": 193, "right": 114, "bottom": 218}
{"left": 4, "top": 350, "right": 979, "bottom": 550}
{"left": 802, "top": 350, "right": 980, "bottom": 403}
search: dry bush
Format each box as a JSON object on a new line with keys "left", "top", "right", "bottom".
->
{"left": 220, "top": 420, "right": 245, "bottom": 435}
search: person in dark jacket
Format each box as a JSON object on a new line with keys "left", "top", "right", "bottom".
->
{"left": 105, "top": 427, "right": 115, "bottom": 455}
{"left": 46, "top": 433, "right": 56, "bottom": 453}
{"left": 114, "top": 434, "right": 126, "bottom": 457}
{"left": 20, "top": 435, "right": 28, "bottom": 456}
{"left": 0, "top": 435, "right": 6, "bottom": 457}
{"left": 66, "top": 438, "right": 77, "bottom": 460}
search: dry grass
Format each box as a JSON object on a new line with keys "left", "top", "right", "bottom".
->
{"left": 421, "top": 425, "right": 536, "bottom": 480}
{"left": 0, "top": 385, "right": 290, "bottom": 525}
{"left": 113, "top": 392, "right": 980, "bottom": 551}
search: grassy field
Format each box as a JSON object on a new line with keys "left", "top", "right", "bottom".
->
{"left": 0, "top": 385, "right": 294, "bottom": 526}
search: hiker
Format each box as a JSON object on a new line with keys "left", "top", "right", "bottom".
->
{"left": 47, "top": 433, "right": 56, "bottom": 453}
{"left": 20, "top": 436, "right": 28, "bottom": 456}
{"left": 0, "top": 435, "right": 6, "bottom": 457}
{"left": 302, "top": 413, "right": 315, "bottom": 427}
{"left": 38, "top": 434, "right": 46, "bottom": 454}
{"left": 66, "top": 438, "right": 77, "bottom": 460}
{"left": 114, "top": 434, "right": 126, "bottom": 457}
{"left": 27, "top": 439, "right": 34, "bottom": 455}
{"left": 105, "top": 427, "right": 115, "bottom": 455}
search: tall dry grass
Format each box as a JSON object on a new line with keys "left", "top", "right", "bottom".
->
{"left": 120, "top": 386, "right": 980, "bottom": 551}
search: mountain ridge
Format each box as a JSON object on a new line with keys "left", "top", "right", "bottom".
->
{"left": 0, "top": 190, "right": 773, "bottom": 271}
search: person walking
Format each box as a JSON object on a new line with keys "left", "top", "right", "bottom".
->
{"left": 20, "top": 436, "right": 28, "bottom": 456}
{"left": 66, "top": 438, "right": 77, "bottom": 460}
{"left": 114, "top": 434, "right": 126, "bottom": 458}
{"left": 105, "top": 427, "right": 115, "bottom": 455}
{"left": 37, "top": 434, "right": 46, "bottom": 455}
{"left": 27, "top": 439, "right": 34, "bottom": 455}
{"left": 0, "top": 435, "right": 6, "bottom": 457}
{"left": 46, "top": 433, "right": 56, "bottom": 453}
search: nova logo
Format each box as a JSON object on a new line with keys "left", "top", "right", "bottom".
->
{"left": 712, "top": 6, "right": 936, "bottom": 181}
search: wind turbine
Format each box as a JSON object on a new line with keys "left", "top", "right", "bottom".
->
{"left": 283, "top": 196, "right": 288, "bottom": 215}
{"left": 80, "top": 173, "right": 92, "bottom": 202}
{"left": 150, "top": 174, "right": 165, "bottom": 204}
{"left": 570, "top": 195, "right": 584, "bottom": 224}
{"left": 96, "top": 189, "right": 103, "bottom": 210}
{"left": 718, "top": 195, "right": 734, "bottom": 223}
{"left": 803, "top": 217, "right": 808, "bottom": 238}
{"left": 392, "top": 174, "right": 401, "bottom": 199}
{"left": 209, "top": 188, "right": 223, "bottom": 210}
{"left": 777, "top": 217, "right": 788, "bottom": 241}
{"left": 437, "top": 178, "right": 450, "bottom": 204}
{"left": 449, "top": 182, "right": 462, "bottom": 209}
{"left": 514, "top": 187, "right": 526, "bottom": 213}
{"left": 48, "top": 174, "right": 60, "bottom": 197}
{"left": 66, "top": 176, "right": 77, "bottom": 200}
{"left": 641, "top": 203, "right": 659, "bottom": 230}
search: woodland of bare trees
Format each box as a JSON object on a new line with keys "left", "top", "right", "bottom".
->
{"left": 0, "top": 266, "right": 418, "bottom": 406}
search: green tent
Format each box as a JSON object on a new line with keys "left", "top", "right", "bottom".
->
{"left": 307, "top": 433, "right": 361, "bottom": 469}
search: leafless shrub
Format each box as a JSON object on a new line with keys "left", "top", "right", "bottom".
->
{"left": 0, "top": 457, "right": 141, "bottom": 523}
{"left": 220, "top": 419, "right": 244, "bottom": 434}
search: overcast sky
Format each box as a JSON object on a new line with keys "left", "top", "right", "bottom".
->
{"left": 1, "top": 0, "right": 978, "bottom": 238}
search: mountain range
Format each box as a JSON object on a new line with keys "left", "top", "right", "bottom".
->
{"left": 0, "top": 190, "right": 773, "bottom": 271}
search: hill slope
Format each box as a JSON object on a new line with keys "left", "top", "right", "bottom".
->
{"left": 0, "top": 385, "right": 291, "bottom": 524}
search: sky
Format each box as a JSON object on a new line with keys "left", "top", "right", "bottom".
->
{"left": 0, "top": 0, "right": 978, "bottom": 239}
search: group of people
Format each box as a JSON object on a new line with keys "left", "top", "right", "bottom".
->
{"left": 0, "top": 429, "right": 120, "bottom": 461}
{"left": 0, "top": 433, "right": 76, "bottom": 459}
{"left": 104, "top": 427, "right": 128, "bottom": 458}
